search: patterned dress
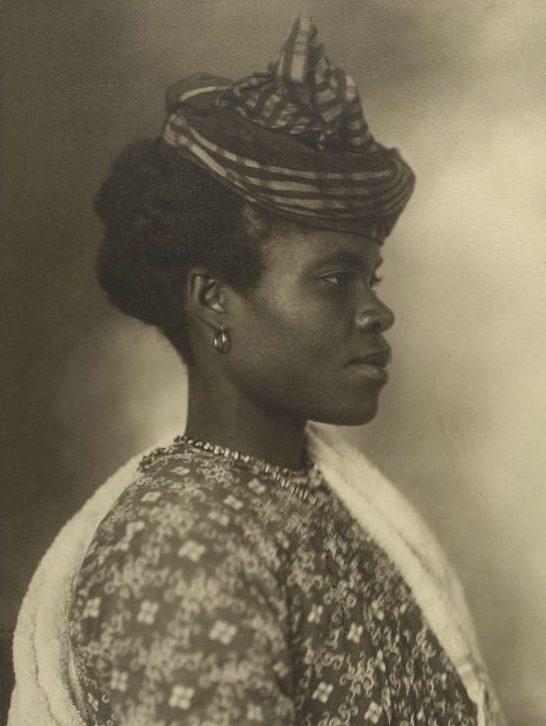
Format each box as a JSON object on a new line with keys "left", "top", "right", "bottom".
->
{"left": 69, "top": 438, "right": 478, "bottom": 726}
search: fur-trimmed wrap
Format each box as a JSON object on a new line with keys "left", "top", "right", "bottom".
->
{"left": 8, "top": 424, "right": 504, "bottom": 726}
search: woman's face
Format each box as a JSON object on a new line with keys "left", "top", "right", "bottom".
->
{"left": 223, "top": 226, "right": 395, "bottom": 426}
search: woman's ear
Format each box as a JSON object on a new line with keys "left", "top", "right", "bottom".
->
{"left": 186, "top": 266, "right": 227, "bottom": 328}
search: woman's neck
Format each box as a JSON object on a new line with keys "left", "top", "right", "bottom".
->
{"left": 185, "top": 367, "right": 307, "bottom": 470}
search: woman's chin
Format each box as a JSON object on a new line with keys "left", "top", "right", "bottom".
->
{"left": 311, "top": 397, "right": 380, "bottom": 427}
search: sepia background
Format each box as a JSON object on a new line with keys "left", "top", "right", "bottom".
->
{"left": 3, "top": 1, "right": 546, "bottom": 723}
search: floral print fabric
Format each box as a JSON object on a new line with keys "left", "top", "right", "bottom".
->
{"left": 69, "top": 439, "right": 477, "bottom": 725}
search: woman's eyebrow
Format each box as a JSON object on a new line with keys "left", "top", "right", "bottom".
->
{"left": 310, "top": 251, "right": 364, "bottom": 269}
{"left": 308, "top": 251, "right": 383, "bottom": 270}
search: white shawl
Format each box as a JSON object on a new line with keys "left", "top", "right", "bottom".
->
{"left": 8, "top": 424, "right": 505, "bottom": 726}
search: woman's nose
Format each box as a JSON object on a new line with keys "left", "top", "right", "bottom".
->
{"left": 355, "top": 294, "right": 395, "bottom": 333}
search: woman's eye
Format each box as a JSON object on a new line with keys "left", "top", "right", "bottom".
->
{"left": 319, "top": 272, "right": 352, "bottom": 286}
{"left": 318, "top": 271, "right": 382, "bottom": 288}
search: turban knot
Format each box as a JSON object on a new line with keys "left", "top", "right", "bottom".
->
{"left": 219, "top": 12, "right": 372, "bottom": 153}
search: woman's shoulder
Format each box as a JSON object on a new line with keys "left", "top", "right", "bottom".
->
{"left": 72, "top": 445, "right": 290, "bottom": 602}
{"left": 98, "top": 443, "right": 288, "bottom": 537}
{"left": 69, "top": 447, "right": 295, "bottom": 724}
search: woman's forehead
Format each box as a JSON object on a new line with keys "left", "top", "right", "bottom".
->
{"left": 264, "top": 227, "right": 383, "bottom": 270}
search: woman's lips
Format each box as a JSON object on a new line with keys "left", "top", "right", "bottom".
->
{"left": 349, "top": 349, "right": 391, "bottom": 367}
{"left": 347, "top": 349, "right": 390, "bottom": 383}
{"left": 349, "top": 360, "right": 389, "bottom": 383}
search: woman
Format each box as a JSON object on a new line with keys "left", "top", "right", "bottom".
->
{"left": 9, "top": 14, "right": 505, "bottom": 726}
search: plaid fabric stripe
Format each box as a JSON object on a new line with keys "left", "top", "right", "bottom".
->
{"left": 163, "top": 115, "right": 413, "bottom": 219}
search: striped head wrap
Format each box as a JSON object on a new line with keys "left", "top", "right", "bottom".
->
{"left": 162, "top": 13, "right": 415, "bottom": 240}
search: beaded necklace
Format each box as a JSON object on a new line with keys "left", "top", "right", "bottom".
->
{"left": 139, "top": 433, "right": 324, "bottom": 505}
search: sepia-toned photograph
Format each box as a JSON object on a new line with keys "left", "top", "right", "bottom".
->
{"left": 3, "top": 2, "right": 545, "bottom": 725}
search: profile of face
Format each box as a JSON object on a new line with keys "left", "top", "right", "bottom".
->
{"left": 208, "top": 227, "right": 394, "bottom": 427}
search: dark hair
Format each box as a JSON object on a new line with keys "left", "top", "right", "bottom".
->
{"left": 94, "top": 139, "right": 290, "bottom": 363}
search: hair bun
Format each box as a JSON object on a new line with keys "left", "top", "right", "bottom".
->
{"left": 93, "top": 138, "right": 272, "bottom": 363}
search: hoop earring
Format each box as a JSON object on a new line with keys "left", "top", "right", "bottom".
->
{"left": 213, "top": 324, "right": 230, "bottom": 354}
